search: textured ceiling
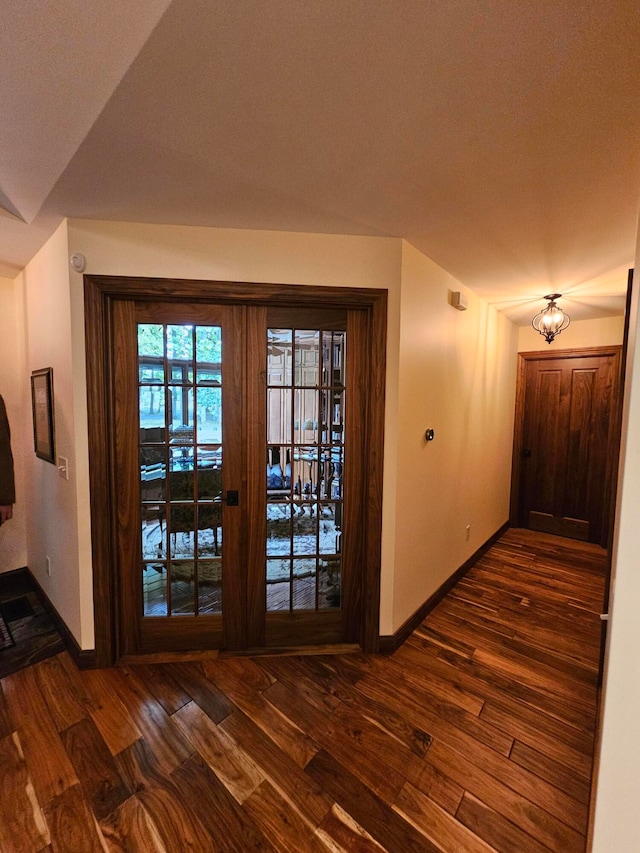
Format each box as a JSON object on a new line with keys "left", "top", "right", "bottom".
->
{"left": 1, "top": 0, "right": 639, "bottom": 323}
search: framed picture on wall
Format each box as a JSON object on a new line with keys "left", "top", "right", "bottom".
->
{"left": 31, "top": 367, "right": 56, "bottom": 463}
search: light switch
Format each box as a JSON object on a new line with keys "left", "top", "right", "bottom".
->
{"left": 57, "top": 456, "right": 69, "bottom": 480}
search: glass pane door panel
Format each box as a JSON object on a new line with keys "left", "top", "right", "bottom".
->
{"left": 140, "top": 448, "right": 166, "bottom": 501}
{"left": 138, "top": 322, "right": 224, "bottom": 618}
{"left": 168, "top": 387, "right": 194, "bottom": 437}
{"left": 196, "top": 388, "right": 222, "bottom": 443}
{"left": 198, "top": 560, "right": 222, "bottom": 614}
{"left": 169, "top": 446, "right": 194, "bottom": 473}
{"left": 139, "top": 386, "right": 166, "bottom": 438}
{"left": 143, "top": 563, "right": 167, "bottom": 615}
{"left": 169, "top": 506, "right": 195, "bottom": 558}
{"left": 319, "top": 558, "right": 341, "bottom": 608}
{"left": 266, "top": 506, "right": 292, "bottom": 556}
{"left": 292, "top": 511, "right": 316, "bottom": 554}
{"left": 196, "top": 325, "right": 222, "bottom": 378}
{"left": 197, "top": 505, "right": 222, "bottom": 556}
{"left": 265, "top": 323, "right": 345, "bottom": 612}
{"left": 267, "top": 390, "right": 292, "bottom": 445}
{"left": 294, "top": 330, "right": 320, "bottom": 386}
{"left": 197, "top": 460, "right": 223, "bottom": 501}
{"left": 322, "top": 330, "right": 346, "bottom": 387}
{"left": 141, "top": 506, "right": 166, "bottom": 559}
{"left": 294, "top": 390, "right": 318, "bottom": 443}
{"left": 171, "top": 562, "right": 195, "bottom": 614}
{"left": 292, "top": 559, "right": 316, "bottom": 609}
{"left": 318, "top": 505, "right": 341, "bottom": 551}
{"left": 267, "top": 329, "right": 293, "bottom": 385}
{"left": 167, "top": 325, "right": 194, "bottom": 381}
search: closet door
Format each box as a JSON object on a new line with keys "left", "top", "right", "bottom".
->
{"left": 517, "top": 349, "right": 621, "bottom": 545}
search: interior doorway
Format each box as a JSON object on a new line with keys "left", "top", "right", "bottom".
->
{"left": 84, "top": 277, "right": 387, "bottom": 666}
{"left": 511, "top": 346, "right": 623, "bottom": 547}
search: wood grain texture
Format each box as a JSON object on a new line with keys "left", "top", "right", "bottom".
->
{"left": 170, "top": 753, "right": 277, "bottom": 852}
{"left": 220, "top": 711, "right": 332, "bottom": 828}
{"left": 0, "top": 732, "right": 50, "bottom": 853}
{"left": 514, "top": 347, "right": 622, "bottom": 546}
{"left": 316, "top": 803, "right": 388, "bottom": 852}
{"left": 116, "top": 738, "right": 217, "bottom": 852}
{"left": 100, "top": 795, "right": 167, "bottom": 853}
{"left": 60, "top": 718, "right": 131, "bottom": 820}
{"left": 99, "top": 665, "right": 194, "bottom": 775}
{"left": 72, "top": 663, "right": 143, "bottom": 756}
{"left": 2, "top": 666, "right": 79, "bottom": 803}
{"left": 306, "top": 749, "right": 442, "bottom": 853}
{"left": 0, "top": 683, "right": 14, "bottom": 740}
{"left": 83, "top": 276, "right": 117, "bottom": 669}
{"left": 1, "top": 528, "right": 605, "bottom": 852}
{"left": 112, "top": 298, "right": 141, "bottom": 657}
{"left": 42, "top": 784, "right": 106, "bottom": 853}
{"left": 245, "top": 304, "right": 268, "bottom": 651}
{"left": 394, "top": 782, "right": 496, "bottom": 853}
{"left": 167, "top": 660, "right": 235, "bottom": 724}
{"left": 33, "top": 654, "right": 87, "bottom": 732}
{"left": 243, "top": 779, "right": 330, "bottom": 852}
{"left": 173, "top": 701, "right": 264, "bottom": 803}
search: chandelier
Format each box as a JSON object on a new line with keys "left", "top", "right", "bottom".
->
{"left": 532, "top": 294, "right": 570, "bottom": 344}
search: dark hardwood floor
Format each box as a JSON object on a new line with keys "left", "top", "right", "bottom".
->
{"left": 0, "top": 528, "right": 606, "bottom": 852}
{"left": 0, "top": 570, "right": 65, "bottom": 679}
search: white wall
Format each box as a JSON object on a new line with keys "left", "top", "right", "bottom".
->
{"left": 390, "top": 243, "right": 518, "bottom": 630}
{"left": 20, "top": 221, "right": 89, "bottom": 644}
{"left": 518, "top": 314, "right": 625, "bottom": 352}
{"left": 590, "top": 231, "right": 640, "bottom": 849}
{"left": 0, "top": 276, "right": 27, "bottom": 571}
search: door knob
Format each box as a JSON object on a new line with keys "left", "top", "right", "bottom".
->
{"left": 522, "top": 449, "right": 531, "bottom": 458}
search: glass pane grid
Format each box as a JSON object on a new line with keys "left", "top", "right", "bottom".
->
{"left": 266, "top": 326, "right": 345, "bottom": 613}
{"left": 139, "top": 322, "right": 223, "bottom": 618}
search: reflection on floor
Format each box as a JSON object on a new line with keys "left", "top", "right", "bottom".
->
{"left": 0, "top": 570, "right": 65, "bottom": 679}
{"left": 0, "top": 528, "right": 605, "bottom": 852}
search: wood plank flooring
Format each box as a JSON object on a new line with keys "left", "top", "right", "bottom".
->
{"left": 0, "top": 571, "right": 65, "bottom": 679}
{"left": 0, "top": 528, "right": 606, "bottom": 852}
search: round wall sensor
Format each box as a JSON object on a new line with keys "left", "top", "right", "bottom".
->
{"left": 70, "top": 253, "right": 86, "bottom": 273}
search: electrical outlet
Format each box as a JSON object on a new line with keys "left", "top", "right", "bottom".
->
{"left": 465, "top": 525, "right": 471, "bottom": 541}
{"left": 46, "top": 555, "right": 52, "bottom": 576}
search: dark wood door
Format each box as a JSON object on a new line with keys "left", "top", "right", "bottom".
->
{"left": 112, "top": 299, "right": 369, "bottom": 654}
{"left": 514, "top": 347, "right": 622, "bottom": 545}
{"left": 114, "top": 301, "right": 242, "bottom": 654}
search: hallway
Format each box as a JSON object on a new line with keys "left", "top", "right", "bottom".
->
{"left": 0, "top": 528, "right": 606, "bottom": 852}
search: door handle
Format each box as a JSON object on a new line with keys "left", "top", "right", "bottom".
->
{"left": 522, "top": 449, "right": 531, "bottom": 458}
{"left": 223, "top": 490, "right": 239, "bottom": 506}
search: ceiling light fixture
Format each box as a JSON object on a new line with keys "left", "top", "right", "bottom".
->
{"left": 532, "top": 294, "right": 570, "bottom": 344}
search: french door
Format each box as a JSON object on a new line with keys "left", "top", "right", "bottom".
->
{"left": 110, "top": 297, "right": 370, "bottom": 655}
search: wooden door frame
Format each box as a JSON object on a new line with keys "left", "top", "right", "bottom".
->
{"left": 84, "top": 275, "right": 387, "bottom": 668}
{"left": 510, "top": 345, "right": 623, "bottom": 545}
